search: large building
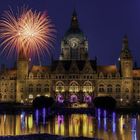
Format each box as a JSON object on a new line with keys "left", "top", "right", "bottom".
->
{"left": 0, "top": 11, "right": 140, "bottom": 107}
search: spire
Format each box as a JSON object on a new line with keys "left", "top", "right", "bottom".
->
{"left": 122, "top": 34, "right": 128, "bottom": 51}
{"left": 120, "top": 35, "right": 132, "bottom": 59}
{"left": 70, "top": 9, "right": 79, "bottom": 29}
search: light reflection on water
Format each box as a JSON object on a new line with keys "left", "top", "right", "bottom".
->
{"left": 0, "top": 110, "right": 139, "bottom": 140}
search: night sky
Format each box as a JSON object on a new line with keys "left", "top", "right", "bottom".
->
{"left": 0, "top": 0, "right": 140, "bottom": 67}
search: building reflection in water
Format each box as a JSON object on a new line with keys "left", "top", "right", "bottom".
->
{"left": 35, "top": 109, "right": 39, "bottom": 125}
{"left": 131, "top": 118, "right": 137, "bottom": 140}
{"left": 0, "top": 111, "right": 139, "bottom": 140}
{"left": 21, "top": 111, "right": 25, "bottom": 130}
{"left": 42, "top": 108, "right": 46, "bottom": 125}
{"left": 97, "top": 108, "right": 101, "bottom": 129}
{"left": 55, "top": 115, "right": 64, "bottom": 135}
{"left": 103, "top": 110, "right": 107, "bottom": 131}
{"left": 112, "top": 112, "right": 116, "bottom": 133}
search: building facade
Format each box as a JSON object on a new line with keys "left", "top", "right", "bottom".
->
{"left": 0, "top": 11, "right": 140, "bottom": 107}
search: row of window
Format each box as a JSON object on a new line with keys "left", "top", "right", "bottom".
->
{"left": 98, "top": 85, "right": 121, "bottom": 93}
{"left": 0, "top": 89, "right": 15, "bottom": 92}
{"left": 98, "top": 73, "right": 120, "bottom": 78}
{"left": 0, "top": 83, "right": 15, "bottom": 86}
{"left": 29, "top": 74, "right": 50, "bottom": 79}
{"left": 28, "top": 88, "right": 49, "bottom": 93}
{"left": 56, "top": 75, "right": 120, "bottom": 80}
{"left": 133, "top": 89, "right": 140, "bottom": 93}
{"left": 133, "top": 82, "right": 140, "bottom": 86}
{"left": 0, "top": 77, "right": 16, "bottom": 80}
{"left": 0, "top": 94, "right": 14, "bottom": 99}
{"left": 56, "top": 75, "right": 94, "bottom": 79}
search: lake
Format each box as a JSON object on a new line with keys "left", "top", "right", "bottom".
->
{"left": 0, "top": 109, "right": 139, "bottom": 140}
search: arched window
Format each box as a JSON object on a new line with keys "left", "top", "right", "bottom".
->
{"left": 69, "top": 81, "right": 79, "bottom": 93}
{"left": 10, "top": 95, "right": 13, "bottom": 99}
{"left": 107, "top": 85, "right": 112, "bottom": 93}
{"left": 37, "top": 72, "right": 41, "bottom": 79}
{"left": 55, "top": 81, "right": 65, "bottom": 93}
{"left": 116, "top": 84, "right": 121, "bottom": 93}
{"left": 83, "top": 81, "right": 92, "bottom": 93}
{"left": 36, "top": 84, "right": 41, "bottom": 92}
{"left": 4, "top": 95, "right": 7, "bottom": 99}
{"left": 126, "top": 95, "right": 129, "bottom": 99}
{"left": 107, "top": 73, "right": 112, "bottom": 79}
{"left": 28, "top": 84, "right": 33, "bottom": 93}
{"left": 44, "top": 84, "right": 49, "bottom": 92}
{"left": 99, "top": 72, "right": 104, "bottom": 78}
{"left": 125, "top": 88, "right": 129, "bottom": 93}
{"left": 99, "top": 84, "right": 105, "bottom": 92}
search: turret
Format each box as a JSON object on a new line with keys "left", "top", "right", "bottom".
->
{"left": 119, "top": 35, "right": 133, "bottom": 103}
{"left": 17, "top": 49, "right": 29, "bottom": 80}
{"left": 16, "top": 49, "right": 29, "bottom": 103}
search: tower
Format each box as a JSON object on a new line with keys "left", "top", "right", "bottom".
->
{"left": 60, "top": 10, "right": 88, "bottom": 60}
{"left": 120, "top": 35, "right": 133, "bottom": 101}
{"left": 16, "top": 49, "right": 29, "bottom": 102}
{"left": 120, "top": 35, "right": 133, "bottom": 78}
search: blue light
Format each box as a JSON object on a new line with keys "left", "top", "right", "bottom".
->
{"left": 104, "top": 110, "right": 107, "bottom": 131}
{"left": 35, "top": 109, "right": 39, "bottom": 125}
{"left": 21, "top": 111, "right": 25, "bottom": 130}
{"left": 42, "top": 108, "right": 46, "bottom": 125}
{"left": 97, "top": 108, "right": 101, "bottom": 128}
{"left": 97, "top": 108, "right": 101, "bottom": 120}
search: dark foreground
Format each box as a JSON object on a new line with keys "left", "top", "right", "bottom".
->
{"left": 0, "top": 134, "right": 102, "bottom": 140}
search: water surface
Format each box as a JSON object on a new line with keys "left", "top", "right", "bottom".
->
{"left": 0, "top": 109, "right": 139, "bottom": 140}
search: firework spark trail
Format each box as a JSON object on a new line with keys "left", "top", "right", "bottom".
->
{"left": 0, "top": 8, "right": 56, "bottom": 62}
{"left": 0, "top": 10, "right": 21, "bottom": 57}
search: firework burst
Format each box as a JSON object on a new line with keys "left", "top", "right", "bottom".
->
{"left": 0, "top": 8, "right": 56, "bottom": 61}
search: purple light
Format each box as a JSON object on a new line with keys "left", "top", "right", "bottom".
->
{"left": 84, "top": 95, "right": 92, "bottom": 103}
{"left": 58, "top": 115, "right": 64, "bottom": 127}
{"left": 70, "top": 95, "right": 78, "bottom": 103}
{"left": 57, "top": 94, "right": 64, "bottom": 103}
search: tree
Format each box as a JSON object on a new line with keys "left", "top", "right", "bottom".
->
{"left": 93, "top": 96, "right": 116, "bottom": 109}
{"left": 33, "top": 96, "right": 55, "bottom": 109}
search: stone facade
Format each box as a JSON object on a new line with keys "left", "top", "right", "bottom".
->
{"left": 0, "top": 10, "right": 139, "bottom": 107}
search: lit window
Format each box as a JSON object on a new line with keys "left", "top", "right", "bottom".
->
{"left": 29, "top": 94, "right": 33, "bottom": 99}
{"left": 55, "top": 82, "right": 65, "bottom": 92}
